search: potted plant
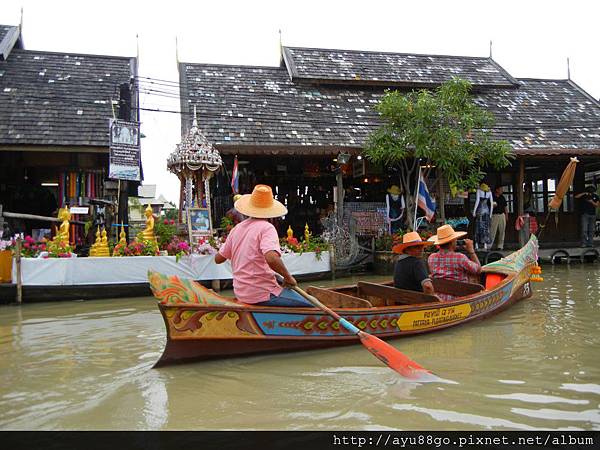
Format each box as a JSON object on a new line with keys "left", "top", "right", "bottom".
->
{"left": 373, "top": 232, "right": 403, "bottom": 275}
{"left": 0, "top": 234, "right": 16, "bottom": 283}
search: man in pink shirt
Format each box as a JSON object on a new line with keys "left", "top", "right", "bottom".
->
{"left": 215, "top": 184, "right": 312, "bottom": 307}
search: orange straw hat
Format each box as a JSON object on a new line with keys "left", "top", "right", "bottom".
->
{"left": 392, "top": 231, "right": 432, "bottom": 254}
{"left": 427, "top": 224, "right": 467, "bottom": 246}
{"left": 234, "top": 184, "right": 288, "bottom": 219}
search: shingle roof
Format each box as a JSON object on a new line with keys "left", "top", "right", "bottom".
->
{"left": 0, "top": 49, "right": 136, "bottom": 147}
{"left": 476, "top": 79, "right": 600, "bottom": 153}
{"left": 180, "top": 62, "right": 600, "bottom": 155}
{"left": 282, "top": 46, "right": 518, "bottom": 88}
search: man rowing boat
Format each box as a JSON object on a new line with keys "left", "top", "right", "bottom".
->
{"left": 215, "top": 184, "right": 312, "bottom": 307}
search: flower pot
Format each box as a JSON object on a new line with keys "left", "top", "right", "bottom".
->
{"left": 373, "top": 251, "right": 398, "bottom": 275}
{"left": 0, "top": 250, "right": 13, "bottom": 283}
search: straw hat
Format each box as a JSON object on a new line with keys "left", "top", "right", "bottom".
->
{"left": 392, "top": 231, "right": 432, "bottom": 254}
{"left": 234, "top": 185, "right": 287, "bottom": 219}
{"left": 387, "top": 185, "right": 402, "bottom": 195}
{"left": 427, "top": 224, "right": 467, "bottom": 246}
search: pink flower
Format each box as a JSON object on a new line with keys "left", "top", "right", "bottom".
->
{"left": 170, "top": 220, "right": 175, "bottom": 225}
{"left": 23, "top": 242, "right": 30, "bottom": 249}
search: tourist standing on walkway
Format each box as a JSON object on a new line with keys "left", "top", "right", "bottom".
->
{"left": 575, "top": 185, "right": 599, "bottom": 247}
{"left": 490, "top": 185, "right": 508, "bottom": 250}
{"left": 215, "top": 184, "right": 312, "bottom": 307}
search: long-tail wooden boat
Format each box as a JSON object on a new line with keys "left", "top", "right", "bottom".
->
{"left": 149, "top": 236, "right": 539, "bottom": 368}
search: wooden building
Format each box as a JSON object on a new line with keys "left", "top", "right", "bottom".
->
{"left": 179, "top": 46, "right": 600, "bottom": 246}
{"left": 0, "top": 24, "right": 139, "bottom": 242}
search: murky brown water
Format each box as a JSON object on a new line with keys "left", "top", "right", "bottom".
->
{"left": 0, "top": 265, "right": 599, "bottom": 430}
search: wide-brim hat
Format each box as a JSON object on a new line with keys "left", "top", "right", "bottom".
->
{"left": 234, "top": 184, "right": 288, "bottom": 219}
{"left": 387, "top": 185, "right": 402, "bottom": 195}
{"left": 392, "top": 231, "right": 433, "bottom": 254}
{"left": 427, "top": 224, "right": 466, "bottom": 246}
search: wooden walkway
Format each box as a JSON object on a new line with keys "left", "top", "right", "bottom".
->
{"left": 477, "top": 246, "right": 599, "bottom": 265}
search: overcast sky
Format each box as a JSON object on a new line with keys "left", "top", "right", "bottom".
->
{"left": 2, "top": 0, "right": 599, "bottom": 203}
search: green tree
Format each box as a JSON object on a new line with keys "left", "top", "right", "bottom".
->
{"left": 365, "top": 78, "right": 513, "bottom": 229}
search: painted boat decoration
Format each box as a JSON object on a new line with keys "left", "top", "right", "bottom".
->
{"left": 149, "top": 236, "right": 539, "bottom": 368}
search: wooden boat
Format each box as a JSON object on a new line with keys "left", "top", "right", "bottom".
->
{"left": 149, "top": 236, "right": 539, "bottom": 368}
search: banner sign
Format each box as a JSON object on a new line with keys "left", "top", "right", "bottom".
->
{"left": 109, "top": 119, "right": 141, "bottom": 181}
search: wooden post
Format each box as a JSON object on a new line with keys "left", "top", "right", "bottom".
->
{"left": 15, "top": 238, "right": 22, "bottom": 304}
{"left": 329, "top": 245, "right": 336, "bottom": 280}
{"left": 517, "top": 157, "right": 526, "bottom": 247}
{"left": 336, "top": 171, "right": 344, "bottom": 224}
{"left": 437, "top": 175, "right": 446, "bottom": 222}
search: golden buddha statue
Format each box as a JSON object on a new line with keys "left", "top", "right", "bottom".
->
{"left": 89, "top": 227, "right": 101, "bottom": 257}
{"left": 53, "top": 207, "right": 71, "bottom": 245}
{"left": 287, "top": 225, "right": 294, "bottom": 240}
{"left": 95, "top": 228, "right": 110, "bottom": 257}
{"left": 118, "top": 223, "right": 127, "bottom": 245}
{"left": 113, "top": 223, "right": 127, "bottom": 256}
{"left": 304, "top": 223, "right": 311, "bottom": 243}
{"left": 138, "top": 205, "right": 156, "bottom": 242}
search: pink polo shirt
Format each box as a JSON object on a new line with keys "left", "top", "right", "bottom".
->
{"left": 218, "top": 218, "right": 283, "bottom": 304}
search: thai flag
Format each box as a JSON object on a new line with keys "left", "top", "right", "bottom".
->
{"left": 417, "top": 170, "right": 436, "bottom": 222}
{"left": 231, "top": 155, "right": 239, "bottom": 194}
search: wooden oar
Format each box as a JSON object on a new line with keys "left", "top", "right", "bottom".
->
{"left": 275, "top": 275, "right": 431, "bottom": 380}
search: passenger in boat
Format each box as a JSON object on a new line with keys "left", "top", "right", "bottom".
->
{"left": 427, "top": 224, "right": 481, "bottom": 300}
{"left": 214, "top": 184, "right": 313, "bottom": 307}
{"left": 391, "top": 231, "right": 435, "bottom": 295}
{"left": 225, "top": 194, "right": 246, "bottom": 225}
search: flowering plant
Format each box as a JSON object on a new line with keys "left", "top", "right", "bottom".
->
{"left": 21, "top": 235, "right": 47, "bottom": 258}
{"left": 194, "top": 236, "right": 224, "bottom": 255}
{"left": 165, "top": 236, "right": 191, "bottom": 261}
{"left": 155, "top": 219, "right": 177, "bottom": 247}
{"left": 45, "top": 239, "right": 74, "bottom": 258}
{"left": 116, "top": 239, "right": 160, "bottom": 257}
{"left": 0, "top": 233, "right": 18, "bottom": 252}
{"left": 280, "top": 235, "right": 329, "bottom": 260}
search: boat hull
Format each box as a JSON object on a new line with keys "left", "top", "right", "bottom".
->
{"left": 153, "top": 272, "right": 533, "bottom": 367}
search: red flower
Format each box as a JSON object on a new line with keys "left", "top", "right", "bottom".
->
{"left": 163, "top": 219, "right": 169, "bottom": 225}
{"left": 23, "top": 242, "right": 30, "bottom": 249}
{"left": 170, "top": 220, "right": 175, "bottom": 225}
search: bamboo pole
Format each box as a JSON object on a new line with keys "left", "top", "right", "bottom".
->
{"left": 15, "top": 238, "right": 22, "bottom": 304}
{"left": 517, "top": 158, "right": 526, "bottom": 247}
{"left": 2, "top": 211, "right": 86, "bottom": 226}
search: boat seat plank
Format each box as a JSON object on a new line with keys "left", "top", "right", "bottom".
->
{"left": 357, "top": 281, "right": 440, "bottom": 305}
{"left": 431, "top": 278, "right": 484, "bottom": 297}
{"left": 307, "top": 286, "right": 373, "bottom": 308}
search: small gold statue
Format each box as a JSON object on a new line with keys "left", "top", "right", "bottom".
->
{"left": 287, "top": 225, "right": 294, "bottom": 240}
{"left": 95, "top": 228, "right": 110, "bottom": 257}
{"left": 138, "top": 205, "right": 156, "bottom": 242}
{"left": 304, "top": 223, "right": 311, "bottom": 243}
{"left": 89, "top": 227, "right": 101, "bottom": 257}
{"left": 118, "top": 223, "right": 127, "bottom": 245}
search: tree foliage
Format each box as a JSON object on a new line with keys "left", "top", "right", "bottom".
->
{"left": 365, "top": 78, "right": 513, "bottom": 227}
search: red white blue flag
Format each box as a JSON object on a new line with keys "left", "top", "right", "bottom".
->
{"left": 231, "top": 155, "right": 239, "bottom": 194}
{"left": 417, "top": 169, "right": 436, "bottom": 222}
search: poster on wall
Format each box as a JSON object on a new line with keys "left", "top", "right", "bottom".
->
{"left": 109, "top": 119, "right": 141, "bottom": 181}
{"left": 188, "top": 207, "right": 213, "bottom": 239}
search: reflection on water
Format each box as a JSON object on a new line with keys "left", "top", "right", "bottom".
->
{"left": 0, "top": 266, "right": 599, "bottom": 430}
